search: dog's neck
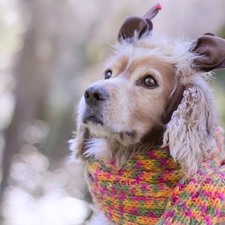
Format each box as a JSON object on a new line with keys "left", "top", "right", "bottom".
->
{"left": 85, "top": 128, "right": 225, "bottom": 225}
{"left": 84, "top": 126, "right": 164, "bottom": 168}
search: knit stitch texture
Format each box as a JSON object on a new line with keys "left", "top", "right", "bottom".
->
{"left": 85, "top": 128, "right": 225, "bottom": 225}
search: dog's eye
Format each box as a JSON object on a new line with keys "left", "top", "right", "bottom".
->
{"left": 143, "top": 76, "right": 157, "bottom": 88}
{"left": 105, "top": 70, "right": 112, "bottom": 79}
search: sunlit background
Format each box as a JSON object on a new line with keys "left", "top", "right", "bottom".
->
{"left": 0, "top": 0, "right": 224, "bottom": 224}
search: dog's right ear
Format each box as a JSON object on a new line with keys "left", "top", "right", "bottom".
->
{"left": 69, "top": 99, "right": 90, "bottom": 160}
{"left": 118, "top": 3, "right": 161, "bottom": 42}
{"left": 70, "top": 121, "right": 89, "bottom": 159}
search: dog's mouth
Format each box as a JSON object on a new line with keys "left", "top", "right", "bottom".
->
{"left": 83, "top": 115, "right": 104, "bottom": 126}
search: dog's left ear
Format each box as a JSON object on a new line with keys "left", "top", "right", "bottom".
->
{"left": 191, "top": 33, "right": 225, "bottom": 71}
{"left": 163, "top": 33, "right": 225, "bottom": 176}
{"left": 162, "top": 81, "right": 217, "bottom": 176}
{"left": 118, "top": 3, "right": 161, "bottom": 42}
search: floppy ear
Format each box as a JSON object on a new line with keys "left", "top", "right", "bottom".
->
{"left": 162, "top": 79, "right": 217, "bottom": 176}
{"left": 118, "top": 3, "right": 161, "bottom": 42}
{"left": 191, "top": 33, "right": 225, "bottom": 71}
{"left": 161, "top": 83, "right": 184, "bottom": 124}
{"left": 163, "top": 33, "right": 225, "bottom": 175}
{"left": 70, "top": 121, "right": 89, "bottom": 159}
{"left": 69, "top": 100, "right": 90, "bottom": 160}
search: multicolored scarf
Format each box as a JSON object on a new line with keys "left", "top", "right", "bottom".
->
{"left": 85, "top": 128, "right": 225, "bottom": 225}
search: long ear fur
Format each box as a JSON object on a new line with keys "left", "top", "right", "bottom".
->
{"left": 69, "top": 99, "right": 89, "bottom": 160}
{"left": 69, "top": 122, "right": 89, "bottom": 160}
{"left": 162, "top": 77, "right": 217, "bottom": 176}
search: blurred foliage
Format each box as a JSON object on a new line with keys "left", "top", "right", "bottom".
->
{"left": 0, "top": 0, "right": 224, "bottom": 225}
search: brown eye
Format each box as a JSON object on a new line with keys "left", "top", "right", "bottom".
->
{"left": 105, "top": 70, "right": 112, "bottom": 79}
{"left": 143, "top": 76, "right": 157, "bottom": 88}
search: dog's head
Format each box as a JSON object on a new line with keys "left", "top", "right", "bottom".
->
{"left": 71, "top": 5, "right": 225, "bottom": 175}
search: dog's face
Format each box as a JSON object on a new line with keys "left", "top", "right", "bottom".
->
{"left": 72, "top": 32, "right": 225, "bottom": 174}
{"left": 79, "top": 47, "right": 177, "bottom": 146}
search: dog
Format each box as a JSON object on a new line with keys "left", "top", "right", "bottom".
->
{"left": 70, "top": 4, "right": 225, "bottom": 225}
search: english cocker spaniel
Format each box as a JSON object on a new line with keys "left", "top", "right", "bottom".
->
{"left": 70, "top": 4, "right": 225, "bottom": 225}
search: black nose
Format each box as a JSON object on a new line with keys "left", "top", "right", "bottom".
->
{"left": 84, "top": 86, "right": 109, "bottom": 105}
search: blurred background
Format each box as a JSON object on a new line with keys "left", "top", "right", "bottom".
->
{"left": 0, "top": 0, "right": 224, "bottom": 224}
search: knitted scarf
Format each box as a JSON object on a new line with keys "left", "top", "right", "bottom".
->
{"left": 85, "top": 128, "right": 225, "bottom": 225}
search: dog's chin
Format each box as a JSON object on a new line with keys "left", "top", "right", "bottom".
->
{"left": 83, "top": 114, "right": 144, "bottom": 146}
{"left": 85, "top": 120, "right": 111, "bottom": 138}
{"left": 87, "top": 124, "right": 141, "bottom": 147}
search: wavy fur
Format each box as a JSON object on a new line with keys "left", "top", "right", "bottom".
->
{"left": 163, "top": 77, "right": 217, "bottom": 175}
{"left": 71, "top": 34, "right": 218, "bottom": 175}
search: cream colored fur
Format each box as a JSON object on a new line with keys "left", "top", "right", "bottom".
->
{"left": 71, "top": 33, "right": 218, "bottom": 176}
{"left": 162, "top": 77, "right": 217, "bottom": 175}
{"left": 69, "top": 33, "right": 221, "bottom": 224}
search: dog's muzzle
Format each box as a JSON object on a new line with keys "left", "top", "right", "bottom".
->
{"left": 84, "top": 86, "right": 109, "bottom": 105}
{"left": 83, "top": 86, "right": 108, "bottom": 126}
